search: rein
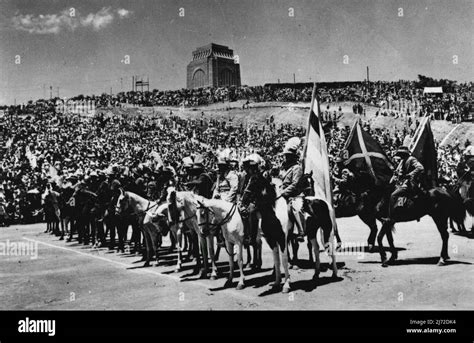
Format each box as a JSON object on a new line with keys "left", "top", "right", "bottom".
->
{"left": 197, "top": 202, "right": 237, "bottom": 257}
{"left": 198, "top": 202, "right": 237, "bottom": 228}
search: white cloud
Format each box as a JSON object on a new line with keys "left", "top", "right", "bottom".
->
{"left": 11, "top": 7, "right": 132, "bottom": 34}
{"left": 117, "top": 8, "right": 132, "bottom": 19}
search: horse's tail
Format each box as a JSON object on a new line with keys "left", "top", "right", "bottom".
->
{"left": 442, "top": 187, "right": 467, "bottom": 226}
{"left": 464, "top": 198, "right": 474, "bottom": 217}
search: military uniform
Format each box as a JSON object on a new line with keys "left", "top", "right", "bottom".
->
{"left": 280, "top": 137, "right": 305, "bottom": 238}
{"left": 213, "top": 170, "right": 239, "bottom": 203}
{"left": 389, "top": 147, "right": 425, "bottom": 217}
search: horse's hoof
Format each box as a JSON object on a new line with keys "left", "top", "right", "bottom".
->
{"left": 368, "top": 244, "right": 375, "bottom": 253}
{"left": 199, "top": 273, "right": 209, "bottom": 280}
{"left": 282, "top": 285, "right": 291, "bottom": 294}
{"left": 143, "top": 262, "right": 150, "bottom": 267}
{"left": 210, "top": 275, "right": 217, "bottom": 281}
{"left": 312, "top": 273, "right": 319, "bottom": 282}
{"left": 389, "top": 254, "right": 398, "bottom": 262}
{"left": 437, "top": 258, "right": 447, "bottom": 266}
{"left": 236, "top": 283, "right": 245, "bottom": 290}
{"left": 224, "top": 280, "right": 233, "bottom": 288}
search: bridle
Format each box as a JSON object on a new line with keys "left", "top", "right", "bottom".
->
{"left": 196, "top": 201, "right": 237, "bottom": 257}
{"left": 197, "top": 202, "right": 237, "bottom": 229}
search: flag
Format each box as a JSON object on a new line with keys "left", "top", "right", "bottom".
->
{"left": 302, "top": 83, "right": 338, "bottom": 271}
{"left": 409, "top": 115, "right": 437, "bottom": 188}
{"left": 343, "top": 118, "right": 394, "bottom": 185}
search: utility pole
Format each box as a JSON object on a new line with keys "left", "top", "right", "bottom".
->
{"left": 50, "top": 86, "right": 52, "bottom": 99}
{"left": 57, "top": 87, "right": 59, "bottom": 98}
{"left": 293, "top": 73, "right": 296, "bottom": 100}
{"left": 120, "top": 78, "right": 123, "bottom": 91}
{"left": 132, "top": 76, "right": 135, "bottom": 92}
{"left": 43, "top": 84, "right": 46, "bottom": 99}
{"left": 366, "top": 66, "right": 370, "bottom": 95}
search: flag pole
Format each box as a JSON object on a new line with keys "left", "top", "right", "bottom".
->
{"left": 302, "top": 82, "right": 317, "bottom": 171}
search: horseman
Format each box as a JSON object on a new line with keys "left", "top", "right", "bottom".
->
{"left": 239, "top": 154, "right": 264, "bottom": 247}
{"left": 185, "top": 154, "right": 213, "bottom": 199}
{"left": 388, "top": 146, "right": 425, "bottom": 215}
{"left": 463, "top": 142, "right": 474, "bottom": 177}
{"left": 332, "top": 157, "right": 357, "bottom": 209}
{"left": 212, "top": 153, "right": 239, "bottom": 203}
{"left": 279, "top": 137, "right": 305, "bottom": 241}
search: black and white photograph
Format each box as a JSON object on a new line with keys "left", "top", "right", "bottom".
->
{"left": 0, "top": 0, "right": 473, "bottom": 338}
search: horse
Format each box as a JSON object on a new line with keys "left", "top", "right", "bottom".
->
{"left": 195, "top": 196, "right": 245, "bottom": 290}
{"left": 67, "top": 187, "right": 98, "bottom": 245}
{"left": 166, "top": 188, "right": 218, "bottom": 279}
{"left": 58, "top": 186, "right": 75, "bottom": 241}
{"left": 115, "top": 189, "right": 166, "bottom": 266}
{"left": 375, "top": 183, "right": 464, "bottom": 266}
{"left": 280, "top": 173, "right": 338, "bottom": 280}
{"left": 241, "top": 174, "right": 292, "bottom": 293}
{"left": 43, "top": 188, "right": 60, "bottom": 236}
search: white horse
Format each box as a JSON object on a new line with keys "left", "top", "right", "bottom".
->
{"left": 115, "top": 189, "right": 165, "bottom": 267}
{"left": 195, "top": 196, "right": 245, "bottom": 290}
{"left": 166, "top": 188, "right": 218, "bottom": 280}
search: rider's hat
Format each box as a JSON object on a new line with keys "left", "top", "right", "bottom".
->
{"left": 395, "top": 146, "right": 410, "bottom": 157}
{"left": 282, "top": 137, "right": 301, "bottom": 156}
{"left": 243, "top": 153, "right": 264, "bottom": 167}
{"left": 216, "top": 149, "right": 230, "bottom": 166}
{"left": 191, "top": 154, "right": 205, "bottom": 170}
{"left": 182, "top": 156, "right": 193, "bottom": 169}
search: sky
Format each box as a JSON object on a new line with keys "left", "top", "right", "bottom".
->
{"left": 0, "top": 0, "right": 472, "bottom": 105}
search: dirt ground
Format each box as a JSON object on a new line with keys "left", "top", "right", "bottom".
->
{"left": 1, "top": 216, "right": 472, "bottom": 310}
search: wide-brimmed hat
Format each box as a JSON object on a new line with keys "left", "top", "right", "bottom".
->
{"left": 243, "top": 153, "right": 264, "bottom": 167}
{"left": 395, "top": 146, "right": 410, "bottom": 157}
{"left": 192, "top": 154, "right": 205, "bottom": 170}
{"left": 282, "top": 137, "right": 301, "bottom": 156}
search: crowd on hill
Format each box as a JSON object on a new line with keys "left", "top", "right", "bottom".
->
{"left": 1, "top": 80, "right": 471, "bottom": 122}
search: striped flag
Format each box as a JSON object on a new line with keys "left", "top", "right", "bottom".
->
{"left": 343, "top": 118, "right": 394, "bottom": 185}
{"left": 409, "top": 115, "right": 437, "bottom": 188}
{"left": 302, "top": 83, "right": 338, "bottom": 267}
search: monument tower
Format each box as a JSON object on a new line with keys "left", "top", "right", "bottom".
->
{"left": 186, "top": 43, "right": 241, "bottom": 89}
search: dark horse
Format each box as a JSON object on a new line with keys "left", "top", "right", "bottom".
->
{"left": 374, "top": 181, "right": 465, "bottom": 267}
{"left": 286, "top": 172, "right": 341, "bottom": 268}
{"left": 242, "top": 173, "right": 337, "bottom": 288}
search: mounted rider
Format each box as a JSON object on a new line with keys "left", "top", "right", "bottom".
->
{"left": 212, "top": 150, "right": 239, "bottom": 203}
{"left": 185, "top": 154, "right": 213, "bottom": 199}
{"left": 239, "top": 153, "right": 265, "bottom": 246}
{"left": 279, "top": 137, "right": 305, "bottom": 240}
{"left": 389, "top": 146, "right": 425, "bottom": 212}
{"left": 332, "top": 156, "right": 357, "bottom": 209}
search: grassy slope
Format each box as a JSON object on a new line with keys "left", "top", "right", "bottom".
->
{"left": 109, "top": 100, "right": 473, "bottom": 145}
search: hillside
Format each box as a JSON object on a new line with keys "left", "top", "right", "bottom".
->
{"left": 107, "top": 100, "right": 473, "bottom": 146}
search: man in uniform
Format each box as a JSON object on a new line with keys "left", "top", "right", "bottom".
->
{"left": 212, "top": 154, "right": 239, "bottom": 203}
{"left": 388, "top": 146, "right": 425, "bottom": 216}
{"left": 185, "top": 155, "right": 213, "bottom": 199}
{"left": 280, "top": 137, "right": 305, "bottom": 240}
{"left": 239, "top": 154, "right": 264, "bottom": 264}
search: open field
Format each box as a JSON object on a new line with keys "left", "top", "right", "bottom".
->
{"left": 1, "top": 217, "right": 472, "bottom": 310}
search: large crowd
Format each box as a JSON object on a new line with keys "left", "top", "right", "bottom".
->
{"left": 0, "top": 101, "right": 469, "bottom": 226}
{"left": 1, "top": 80, "right": 472, "bottom": 121}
